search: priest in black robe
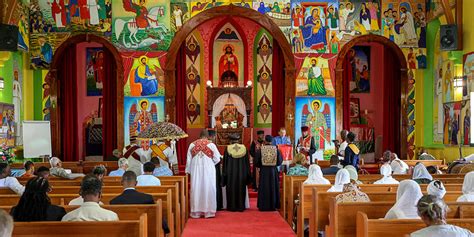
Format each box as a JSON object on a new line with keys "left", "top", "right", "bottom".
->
{"left": 208, "top": 130, "right": 223, "bottom": 210}
{"left": 222, "top": 134, "right": 251, "bottom": 212}
{"left": 255, "top": 135, "right": 283, "bottom": 211}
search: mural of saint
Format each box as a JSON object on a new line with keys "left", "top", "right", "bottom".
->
{"left": 133, "top": 56, "right": 158, "bottom": 96}
{"left": 292, "top": 5, "right": 304, "bottom": 28}
{"left": 444, "top": 62, "right": 453, "bottom": 102}
{"left": 123, "top": 0, "right": 149, "bottom": 28}
{"left": 187, "top": 102, "right": 200, "bottom": 124}
{"left": 129, "top": 99, "right": 158, "bottom": 139}
{"left": 327, "top": 5, "right": 338, "bottom": 30}
{"left": 359, "top": 3, "right": 371, "bottom": 31}
{"left": 301, "top": 8, "right": 327, "bottom": 52}
{"left": 50, "top": 0, "right": 66, "bottom": 27}
{"left": 339, "top": 2, "right": 354, "bottom": 31}
{"left": 307, "top": 58, "right": 326, "bottom": 96}
{"left": 302, "top": 100, "right": 331, "bottom": 151}
{"left": 173, "top": 5, "right": 183, "bottom": 31}
{"left": 464, "top": 108, "right": 470, "bottom": 145}
{"left": 400, "top": 6, "right": 417, "bottom": 44}
{"left": 219, "top": 45, "right": 239, "bottom": 79}
{"left": 31, "top": 37, "right": 53, "bottom": 69}
{"left": 12, "top": 71, "right": 22, "bottom": 144}
{"left": 367, "top": 2, "right": 380, "bottom": 31}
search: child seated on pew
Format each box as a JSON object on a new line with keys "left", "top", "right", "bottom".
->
{"left": 385, "top": 180, "right": 423, "bottom": 219}
{"left": 457, "top": 171, "right": 474, "bottom": 202}
{"left": 410, "top": 194, "right": 473, "bottom": 237}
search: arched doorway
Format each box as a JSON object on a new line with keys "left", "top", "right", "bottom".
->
{"left": 47, "top": 34, "right": 124, "bottom": 160}
{"left": 335, "top": 34, "right": 409, "bottom": 159}
{"left": 165, "top": 5, "right": 296, "bottom": 162}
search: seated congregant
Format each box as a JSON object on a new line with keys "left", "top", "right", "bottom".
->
{"left": 457, "top": 171, "right": 474, "bottom": 202}
{"left": 49, "top": 157, "right": 85, "bottom": 179}
{"left": 390, "top": 152, "right": 409, "bottom": 174}
{"left": 19, "top": 161, "right": 35, "bottom": 178}
{"left": 427, "top": 165, "right": 442, "bottom": 174}
{"left": 412, "top": 163, "right": 433, "bottom": 184}
{"left": 137, "top": 162, "right": 161, "bottom": 186}
{"left": 109, "top": 158, "right": 129, "bottom": 177}
{"left": 427, "top": 180, "right": 446, "bottom": 199}
{"left": 345, "top": 165, "right": 362, "bottom": 184}
{"left": 62, "top": 175, "right": 119, "bottom": 221}
{"left": 110, "top": 171, "right": 154, "bottom": 204}
{"left": 418, "top": 148, "right": 436, "bottom": 160}
{"left": 385, "top": 180, "right": 423, "bottom": 219}
{"left": 335, "top": 183, "right": 370, "bottom": 203}
{"left": 327, "top": 169, "right": 350, "bottom": 192}
{"left": 411, "top": 195, "right": 473, "bottom": 237}
{"left": 0, "top": 163, "right": 25, "bottom": 195}
{"left": 287, "top": 153, "right": 308, "bottom": 176}
{"left": 151, "top": 157, "right": 173, "bottom": 177}
{"left": 36, "top": 166, "right": 50, "bottom": 179}
{"left": 373, "top": 164, "right": 399, "bottom": 184}
{"left": 321, "top": 155, "right": 341, "bottom": 175}
{"left": 303, "top": 164, "right": 330, "bottom": 185}
{"left": 0, "top": 209, "right": 13, "bottom": 237}
{"left": 11, "top": 177, "right": 66, "bottom": 221}
{"left": 69, "top": 165, "right": 106, "bottom": 205}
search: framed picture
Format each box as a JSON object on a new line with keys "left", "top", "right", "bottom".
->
{"left": 98, "top": 98, "right": 103, "bottom": 118}
{"left": 86, "top": 47, "right": 104, "bottom": 96}
{"left": 350, "top": 98, "right": 361, "bottom": 124}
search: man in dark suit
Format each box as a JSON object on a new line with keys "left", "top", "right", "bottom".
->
{"left": 321, "top": 155, "right": 341, "bottom": 175}
{"left": 110, "top": 171, "right": 169, "bottom": 234}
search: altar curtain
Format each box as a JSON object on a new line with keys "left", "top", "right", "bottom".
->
{"left": 271, "top": 41, "right": 285, "bottom": 136}
{"left": 59, "top": 46, "right": 78, "bottom": 161}
{"left": 102, "top": 49, "right": 117, "bottom": 159}
{"left": 211, "top": 93, "right": 247, "bottom": 128}
{"left": 176, "top": 45, "right": 188, "bottom": 165}
{"left": 342, "top": 54, "right": 351, "bottom": 130}
{"left": 383, "top": 48, "right": 401, "bottom": 154}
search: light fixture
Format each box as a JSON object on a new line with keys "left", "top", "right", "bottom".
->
{"left": 246, "top": 80, "right": 252, "bottom": 88}
{"left": 453, "top": 76, "right": 463, "bottom": 88}
{"left": 0, "top": 77, "right": 4, "bottom": 90}
{"left": 206, "top": 80, "right": 212, "bottom": 87}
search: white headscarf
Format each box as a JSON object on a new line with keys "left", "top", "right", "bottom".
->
{"left": 457, "top": 172, "right": 474, "bottom": 202}
{"left": 390, "top": 154, "right": 409, "bottom": 174}
{"left": 304, "top": 164, "right": 330, "bottom": 185}
{"left": 374, "top": 164, "right": 399, "bottom": 184}
{"left": 49, "top": 157, "right": 61, "bottom": 168}
{"left": 327, "top": 169, "right": 350, "bottom": 192}
{"left": 384, "top": 180, "right": 423, "bottom": 219}
{"left": 427, "top": 180, "right": 446, "bottom": 199}
{"left": 412, "top": 163, "right": 433, "bottom": 180}
{"left": 345, "top": 165, "right": 359, "bottom": 181}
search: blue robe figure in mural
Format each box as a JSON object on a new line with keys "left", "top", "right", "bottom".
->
{"left": 257, "top": 2, "right": 270, "bottom": 14}
{"left": 301, "top": 8, "right": 327, "bottom": 52}
{"left": 134, "top": 56, "right": 158, "bottom": 96}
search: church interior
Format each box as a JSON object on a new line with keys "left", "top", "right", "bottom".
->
{"left": 1, "top": 0, "right": 474, "bottom": 236}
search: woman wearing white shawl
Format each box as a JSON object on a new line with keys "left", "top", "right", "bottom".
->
{"left": 327, "top": 169, "right": 350, "bottom": 192}
{"left": 374, "top": 164, "right": 399, "bottom": 184}
{"left": 385, "top": 180, "right": 423, "bottom": 219}
{"left": 412, "top": 163, "right": 433, "bottom": 184}
{"left": 390, "top": 153, "right": 409, "bottom": 174}
{"left": 303, "top": 164, "right": 330, "bottom": 185}
{"left": 457, "top": 171, "right": 474, "bottom": 202}
{"left": 345, "top": 165, "right": 362, "bottom": 184}
{"left": 427, "top": 180, "right": 446, "bottom": 199}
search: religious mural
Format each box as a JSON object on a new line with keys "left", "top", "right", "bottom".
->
{"left": 404, "top": 47, "right": 427, "bottom": 69}
{"left": 252, "top": 0, "right": 291, "bottom": 42}
{"left": 461, "top": 100, "right": 470, "bottom": 145}
{"left": 407, "top": 68, "right": 416, "bottom": 159}
{"left": 170, "top": 1, "right": 190, "bottom": 33}
{"left": 29, "top": 0, "right": 112, "bottom": 34}
{"left": 254, "top": 29, "right": 273, "bottom": 126}
{"left": 185, "top": 32, "right": 204, "bottom": 127}
{"left": 294, "top": 53, "right": 336, "bottom": 97}
{"left": 124, "top": 96, "right": 164, "bottom": 145}
{"left": 122, "top": 52, "right": 166, "bottom": 97}
{"left": 213, "top": 24, "right": 244, "bottom": 85}
{"left": 112, "top": 0, "right": 171, "bottom": 51}
{"left": 295, "top": 97, "right": 336, "bottom": 160}
{"left": 86, "top": 47, "right": 104, "bottom": 96}
{"left": 464, "top": 52, "right": 474, "bottom": 100}
{"left": 443, "top": 101, "right": 461, "bottom": 145}
{"left": 29, "top": 32, "right": 70, "bottom": 69}
{"left": 2, "top": 0, "right": 30, "bottom": 51}
{"left": 349, "top": 46, "right": 370, "bottom": 93}
{"left": 0, "top": 103, "right": 15, "bottom": 148}
{"left": 381, "top": 0, "right": 426, "bottom": 48}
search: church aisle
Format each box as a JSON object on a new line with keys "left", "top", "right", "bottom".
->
{"left": 182, "top": 198, "right": 296, "bottom": 237}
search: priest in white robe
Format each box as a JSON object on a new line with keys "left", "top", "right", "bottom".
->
{"left": 186, "top": 130, "right": 221, "bottom": 218}
{"left": 123, "top": 136, "right": 150, "bottom": 176}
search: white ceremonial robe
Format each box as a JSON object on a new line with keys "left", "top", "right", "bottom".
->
{"left": 186, "top": 140, "right": 221, "bottom": 218}
{"left": 410, "top": 224, "right": 473, "bottom": 237}
{"left": 87, "top": 0, "right": 100, "bottom": 25}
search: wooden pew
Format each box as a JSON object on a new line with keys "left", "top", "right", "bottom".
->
{"left": 329, "top": 200, "right": 474, "bottom": 237}
{"left": 3, "top": 202, "right": 162, "bottom": 237}
{"left": 12, "top": 213, "right": 148, "bottom": 237}
{"left": 11, "top": 162, "right": 83, "bottom": 173}
{"left": 356, "top": 211, "right": 474, "bottom": 237}
{"left": 82, "top": 161, "right": 119, "bottom": 174}
{"left": 404, "top": 159, "right": 444, "bottom": 167}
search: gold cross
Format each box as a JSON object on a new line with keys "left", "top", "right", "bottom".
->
{"left": 232, "top": 145, "right": 241, "bottom": 152}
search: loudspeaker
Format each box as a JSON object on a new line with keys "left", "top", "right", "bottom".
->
{"left": 0, "top": 24, "right": 19, "bottom": 51}
{"left": 440, "top": 24, "right": 458, "bottom": 51}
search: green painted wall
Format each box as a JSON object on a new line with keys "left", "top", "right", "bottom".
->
{"left": 0, "top": 55, "right": 14, "bottom": 104}
{"left": 33, "top": 70, "right": 44, "bottom": 120}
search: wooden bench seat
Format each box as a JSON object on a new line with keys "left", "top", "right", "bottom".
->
{"left": 356, "top": 211, "right": 474, "bottom": 237}
{"left": 12, "top": 213, "right": 147, "bottom": 237}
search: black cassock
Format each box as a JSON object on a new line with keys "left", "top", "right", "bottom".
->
{"left": 255, "top": 144, "right": 283, "bottom": 211}
{"left": 216, "top": 161, "right": 223, "bottom": 210}
{"left": 222, "top": 144, "right": 251, "bottom": 212}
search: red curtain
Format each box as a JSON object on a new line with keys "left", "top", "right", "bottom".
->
{"left": 59, "top": 46, "right": 78, "bottom": 161}
{"left": 271, "top": 41, "right": 285, "bottom": 136}
{"left": 102, "top": 50, "right": 117, "bottom": 159}
{"left": 383, "top": 48, "right": 401, "bottom": 154}
{"left": 342, "top": 55, "right": 352, "bottom": 130}
{"left": 176, "top": 45, "right": 188, "bottom": 165}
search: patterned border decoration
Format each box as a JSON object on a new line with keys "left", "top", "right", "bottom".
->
{"left": 185, "top": 31, "right": 205, "bottom": 128}
{"left": 253, "top": 29, "right": 273, "bottom": 128}
{"left": 407, "top": 68, "right": 416, "bottom": 159}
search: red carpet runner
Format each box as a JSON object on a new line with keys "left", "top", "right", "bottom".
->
{"left": 182, "top": 198, "right": 296, "bottom": 237}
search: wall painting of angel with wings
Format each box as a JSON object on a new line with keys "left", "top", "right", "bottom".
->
{"left": 295, "top": 97, "right": 336, "bottom": 160}
{"left": 124, "top": 96, "right": 164, "bottom": 145}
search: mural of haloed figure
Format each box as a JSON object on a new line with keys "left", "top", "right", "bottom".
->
{"left": 295, "top": 97, "right": 336, "bottom": 161}
{"left": 124, "top": 97, "right": 164, "bottom": 146}
{"left": 122, "top": 52, "right": 166, "bottom": 97}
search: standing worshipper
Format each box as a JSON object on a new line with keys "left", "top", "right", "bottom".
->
{"left": 122, "top": 136, "right": 149, "bottom": 175}
{"left": 250, "top": 130, "right": 265, "bottom": 191}
{"left": 385, "top": 180, "right": 423, "bottom": 219}
{"left": 222, "top": 134, "right": 251, "bottom": 212}
{"left": 272, "top": 127, "right": 291, "bottom": 146}
{"left": 342, "top": 132, "right": 360, "bottom": 169}
{"left": 297, "top": 126, "right": 316, "bottom": 164}
{"left": 255, "top": 135, "right": 282, "bottom": 211}
{"left": 337, "top": 130, "right": 348, "bottom": 159}
{"left": 186, "top": 130, "right": 221, "bottom": 218}
{"left": 273, "top": 127, "right": 292, "bottom": 172}
{"left": 208, "top": 130, "right": 223, "bottom": 211}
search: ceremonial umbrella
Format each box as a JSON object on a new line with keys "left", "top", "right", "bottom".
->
{"left": 137, "top": 122, "right": 188, "bottom": 141}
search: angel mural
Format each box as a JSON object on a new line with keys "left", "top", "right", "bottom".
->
{"left": 301, "top": 100, "right": 331, "bottom": 151}
{"left": 257, "top": 66, "right": 271, "bottom": 92}
{"left": 128, "top": 98, "right": 158, "bottom": 141}
{"left": 256, "top": 35, "right": 272, "bottom": 63}
{"left": 187, "top": 101, "right": 201, "bottom": 124}
{"left": 186, "top": 68, "right": 200, "bottom": 93}
{"left": 258, "top": 95, "right": 272, "bottom": 123}
{"left": 185, "top": 36, "right": 201, "bottom": 64}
